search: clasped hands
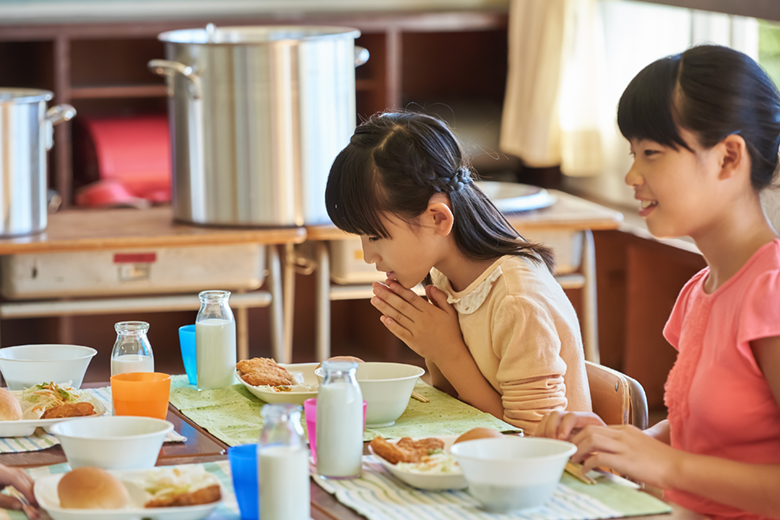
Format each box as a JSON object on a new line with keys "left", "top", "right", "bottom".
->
{"left": 370, "top": 280, "right": 464, "bottom": 365}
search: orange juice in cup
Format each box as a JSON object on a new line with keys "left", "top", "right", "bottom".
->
{"left": 111, "top": 372, "right": 171, "bottom": 420}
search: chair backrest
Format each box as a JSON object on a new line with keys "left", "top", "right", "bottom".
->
{"left": 585, "top": 360, "right": 649, "bottom": 430}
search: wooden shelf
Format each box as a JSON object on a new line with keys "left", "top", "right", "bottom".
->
{"left": 69, "top": 84, "right": 167, "bottom": 99}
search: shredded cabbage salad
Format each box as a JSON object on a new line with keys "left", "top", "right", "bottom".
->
{"left": 396, "top": 450, "right": 462, "bottom": 475}
{"left": 142, "top": 466, "right": 218, "bottom": 500}
{"left": 13, "top": 382, "right": 99, "bottom": 420}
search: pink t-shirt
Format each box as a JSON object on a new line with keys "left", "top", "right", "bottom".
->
{"left": 663, "top": 239, "right": 780, "bottom": 520}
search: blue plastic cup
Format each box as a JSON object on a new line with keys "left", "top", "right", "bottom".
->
{"left": 228, "top": 443, "right": 259, "bottom": 520}
{"left": 178, "top": 324, "right": 197, "bottom": 385}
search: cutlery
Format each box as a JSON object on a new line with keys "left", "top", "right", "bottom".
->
{"left": 411, "top": 391, "right": 429, "bottom": 403}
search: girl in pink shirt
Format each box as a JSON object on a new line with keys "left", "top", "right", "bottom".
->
{"left": 537, "top": 45, "right": 780, "bottom": 519}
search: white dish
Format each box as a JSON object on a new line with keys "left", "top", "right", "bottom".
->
{"left": 369, "top": 435, "right": 468, "bottom": 491}
{"left": 0, "top": 398, "right": 108, "bottom": 438}
{"left": 0, "top": 345, "right": 97, "bottom": 390}
{"left": 34, "top": 468, "right": 223, "bottom": 520}
{"left": 51, "top": 416, "right": 173, "bottom": 470}
{"left": 475, "top": 181, "right": 557, "bottom": 214}
{"left": 237, "top": 362, "right": 320, "bottom": 405}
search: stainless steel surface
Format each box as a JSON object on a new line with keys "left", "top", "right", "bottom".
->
{"left": 149, "top": 25, "right": 362, "bottom": 227}
{"left": 0, "top": 88, "right": 75, "bottom": 237}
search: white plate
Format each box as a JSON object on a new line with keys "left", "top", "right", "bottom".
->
{"left": 475, "top": 181, "right": 557, "bottom": 213}
{"left": 0, "top": 398, "right": 108, "bottom": 438}
{"left": 34, "top": 468, "right": 223, "bottom": 520}
{"left": 237, "top": 362, "right": 319, "bottom": 405}
{"left": 369, "top": 435, "right": 468, "bottom": 491}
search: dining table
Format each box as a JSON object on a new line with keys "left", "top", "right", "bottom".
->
{"left": 0, "top": 380, "right": 705, "bottom": 520}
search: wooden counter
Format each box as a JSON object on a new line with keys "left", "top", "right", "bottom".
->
{"left": 0, "top": 206, "right": 306, "bottom": 255}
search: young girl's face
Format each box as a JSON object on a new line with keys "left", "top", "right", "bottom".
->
{"left": 360, "top": 212, "right": 441, "bottom": 289}
{"left": 625, "top": 128, "right": 725, "bottom": 239}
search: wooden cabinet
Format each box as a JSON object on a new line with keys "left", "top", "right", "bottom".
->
{"left": 0, "top": 10, "right": 508, "bottom": 208}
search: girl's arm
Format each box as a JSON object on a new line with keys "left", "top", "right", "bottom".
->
{"left": 370, "top": 281, "right": 504, "bottom": 419}
{"left": 425, "top": 359, "right": 457, "bottom": 398}
{"left": 571, "top": 335, "right": 780, "bottom": 517}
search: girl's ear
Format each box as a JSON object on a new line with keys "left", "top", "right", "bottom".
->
{"left": 718, "top": 133, "right": 748, "bottom": 181}
{"left": 426, "top": 194, "right": 455, "bottom": 236}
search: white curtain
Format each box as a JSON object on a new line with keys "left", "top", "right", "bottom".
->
{"left": 501, "top": 0, "right": 760, "bottom": 202}
{"left": 500, "top": 0, "right": 605, "bottom": 177}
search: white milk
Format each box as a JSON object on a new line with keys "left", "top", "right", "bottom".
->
{"left": 316, "top": 381, "right": 363, "bottom": 478}
{"left": 110, "top": 354, "right": 154, "bottom": 376}
{"left": 196, "top": 318, "right": 236, "bottom": 389}
{"left": 257, "top": 445, "right": 310, "bottom": 520}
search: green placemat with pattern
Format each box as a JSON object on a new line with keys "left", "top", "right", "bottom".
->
{"left": 169, "top": 375, "right": 519, "bottom": 447}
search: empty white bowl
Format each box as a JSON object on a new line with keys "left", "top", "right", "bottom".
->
{"left": 0, "top": 344, "right": 97, "bottom": 390}
{"left": 51, "top": 416, "right": 173, "bottom": 470}
{"left": 316, "top": 362, "right": 425, "bottom": 427}
{"left": 450, "top": 437, "right": 576, "bottom": 513}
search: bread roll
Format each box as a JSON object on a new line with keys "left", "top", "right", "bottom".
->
{"left": 0, "top": 388, "right": 22, "bottom": 421}
{"left": 454, "top": 427, "right": 503, "bottom": 444}
{"left": 58, "top": 467, "right": 130, "bottom": 509}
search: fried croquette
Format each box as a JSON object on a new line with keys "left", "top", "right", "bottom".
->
{"left": 41, "top": 402, "right": 96, "bottom": 419}
{"left": 236, "top": 357, "right": 294, "bottom": 387}
{"left": 369, "top": 435, "right": 445, "bottom": 464}
{"left": 144, "top": 484, "right": 222, "bottom": 508}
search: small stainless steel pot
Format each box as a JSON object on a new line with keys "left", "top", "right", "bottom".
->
{"left": 149, "top": 24, "right": 366, "bottom": 227}
{"left": 0, "top": 89, "right": 75, "bottom": 237}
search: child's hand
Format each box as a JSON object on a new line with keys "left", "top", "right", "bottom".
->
{"left": 536, "top": 411, "right": 606, "bottom": 441}
{"left": 370, "top": 281, "right": 465, "bottom": 364}
{"left": 570, "top": 424, "right": 679, "bottom": 489}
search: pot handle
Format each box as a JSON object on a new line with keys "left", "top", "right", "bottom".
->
{"left": 44, "top": 104, "right": 76, "bottom": 151}
{"left": 148, "top": 59, "right": 202, "bottom": 100}
{"left": 355, "top": 46, "right": 369, "bottom": 67}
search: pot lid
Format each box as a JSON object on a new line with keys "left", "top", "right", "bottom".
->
{"left": 158, "top": 24, "right": 361, "bottom": 45}
{"left": 0, "top": 88, "right": 54, "bottom": 103}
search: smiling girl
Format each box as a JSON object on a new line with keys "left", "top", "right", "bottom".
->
{"left": 324, "top": 112, "right": 591, "bottom": 435}
{"left": 537, "top": 45, "right": 780, "bottom": 519}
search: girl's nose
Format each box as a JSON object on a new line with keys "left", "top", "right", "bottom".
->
{"left": 624, "top": 161, "right": 643, "bottom": 187}
{"left": 360, "top": 237, "right": 378, "bottom": 265}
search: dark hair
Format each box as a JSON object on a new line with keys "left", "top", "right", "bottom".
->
{"left": 325, "top": 111, "right": 554, "bottom": 273}
{"left": 618, "top": 44, "right": 780, "bottom": 191}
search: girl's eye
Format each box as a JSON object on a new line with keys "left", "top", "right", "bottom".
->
{"left": 643, "top": 149, "right": 659, "bottom": 157}
{"left": 367, "top": 236, "right": 381, "bottom": 243}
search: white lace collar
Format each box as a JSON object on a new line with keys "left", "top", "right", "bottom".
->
{"left": 431, "top": 261, "right": 504, "bottom": 315}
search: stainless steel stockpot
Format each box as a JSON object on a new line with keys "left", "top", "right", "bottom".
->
{"left": 0, "top": 89, "right": 75, "bottom": 237}
{"left": 149, "top": 25, "right": 366, "bottom": 227}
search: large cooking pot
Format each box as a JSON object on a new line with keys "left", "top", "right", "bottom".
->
{"left": 0, "top": 89, "right": 75, "bottom": 237}
{"left": 149, "top": 25, "right": 366, "bottom": 227}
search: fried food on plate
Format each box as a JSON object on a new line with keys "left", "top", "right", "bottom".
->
{"left": 236, "top": 357, "right": 294, "bottom": 387}
{"left": 370, "top": 435, "right": 445, "bottom": 465}
{"left": 41, "top": 402, "right": 96, "bottom": 419}
{"left": 145, "top": 484, "right": 221, "bottom": 508}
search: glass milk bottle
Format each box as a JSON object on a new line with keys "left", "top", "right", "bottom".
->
{"left": 257, "top": 403, "right": 310, "bottom": 520}
{"left": 110, "top": 321, "right": 154, "bottom": 376}
{"left": 316, "top": 360, "right": 363, "bottom": 479}
{"left": 195, "top": 290, "right": 237, "bottom": 389}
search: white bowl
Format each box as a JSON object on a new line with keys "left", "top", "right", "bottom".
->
{"left": 450, "top": 437, "right": 576, "bottom": 513}
{"left": 51, "top": 416, "right": 173, "bottom": 470}
{"left": 316, "top": 362, "right": 425, "bottom": 427}
{"left": 0, "top": 344, "right": 97, "bottom": 390}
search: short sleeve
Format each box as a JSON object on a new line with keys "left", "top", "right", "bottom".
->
{"left": 491, "top": 296, "right": 567, "bottom": 434}
{"left": 663, "top": 269, "right": 707, "bottom": 351}
{"left": 737, "top": 270, "right": 780, "bottom": 346}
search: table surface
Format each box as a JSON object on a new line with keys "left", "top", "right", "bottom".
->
{"left": 305, "top": 189, "right": 624, "bottom": 241}
{"left": 0, "top": 206, "right": 306, "bottom": 255}
{"left": 0, "top": 390, "right": 699, "bottom": 520}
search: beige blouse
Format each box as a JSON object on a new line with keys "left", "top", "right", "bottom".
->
{"left": 431, "top": 255, "right": 592, "bottom": 435}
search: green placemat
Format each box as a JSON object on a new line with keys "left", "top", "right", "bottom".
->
{"left": 169, "top": 375, "right": 519, "bottom": 447}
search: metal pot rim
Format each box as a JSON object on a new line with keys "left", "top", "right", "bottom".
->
{"left": 0, "top": 88, "right": 54, "bottom": 104}
{"left": 158, "top": 25, "right": 361, "bottom": 45}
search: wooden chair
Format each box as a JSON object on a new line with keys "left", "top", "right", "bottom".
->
{"left": 585, "top": 360, "right": 649, "bottom": 429}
